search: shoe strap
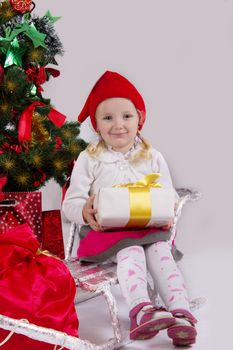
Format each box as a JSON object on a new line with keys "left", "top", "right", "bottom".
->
{"left": 129, "top": 302, "right": 153, "bottom": 318}
{"left": 142, "top": 305, "right": 167, "bottom": 314}
{"left": 130, "top": 302, "right": 168, "bottom": 318}
{"left": 171, "top": 308, "right": 197, "bottom": 325}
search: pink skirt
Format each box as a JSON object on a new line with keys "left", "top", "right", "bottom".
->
{"left": 77, "top": 227, "right": 171, "bottom": 262}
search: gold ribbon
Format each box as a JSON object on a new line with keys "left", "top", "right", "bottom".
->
{"left": 36, "top": 249, "right": 60, "bottom": 260}
{"left": 113, "top": 173, "right": 162, "bottom": 228}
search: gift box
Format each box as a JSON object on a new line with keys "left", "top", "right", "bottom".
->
{"left": 42, "top": 210, "right": 65, "bottom": 259}
{"left": 0, "top": 192, "right": 42, "bottom": 240}
{"left": 94, "top": 187, "right": 175, "bottom": 229}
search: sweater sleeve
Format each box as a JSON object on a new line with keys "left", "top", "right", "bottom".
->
{"left": 151, "top": 150, "right": 173, "bottom": 188}
{"left": 62, "top": 151, "right": 94, "bottom": 225}
{"left": 152, "top": 150, "right": 179, "bottom": 202}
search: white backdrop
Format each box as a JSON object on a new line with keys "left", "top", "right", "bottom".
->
{"left": 34, "top": 1, "right": 233, "bottom": 348}
{"left": 38, "top": 0, "right": 233, "bottom": 247}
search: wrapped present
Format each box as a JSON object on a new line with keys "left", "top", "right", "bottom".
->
{"left": 0, "top": 224, "right": 79, "bottom": 349}
{"left": 94, "top": 173, "right": 175, "bottom": 228}
{"left": 42, "top": 210, "right": 65, "bottom": 259}
{"left": 0, "top": 192, "right": 42, "bottom": 240}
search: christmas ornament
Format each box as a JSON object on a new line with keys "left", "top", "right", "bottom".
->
{"left": 10, "top": 0, "right": 32, "bottom": 14}
{"left": 0, "top": 1, "right": 16, "bottom": 24}
{"left": 55, "top": 136, "right": 62, "bottom": 150}
{"left": 0, "top": 156, "right": 16, "bottom": 172}
{"left": 43, "top": 10, "right": 61, "bottom": 24}
{"left": 26, "top": 47, "right": 44, "bottom": 64}
{"left": 2, "top": 18, "right": 47, "bottom": 48}
{"left": 4, "top": 37, "right": 25, "bottom": 67}
{"left": 0, "top": 102, "right": 12, "bottom": 116}
{"left": 26, "top": 66, "right": 46, "bottom": 92}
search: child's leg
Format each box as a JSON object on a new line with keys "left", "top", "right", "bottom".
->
{"left": 145, "top": 241, "right": 190, "bottom": 311}
{"left": 116, "top": 245, "right": 150, "bottom": 309}
{"left": 116, "top": 246, "right": 175, "bottom": 340}
{"left": 145, "top": 241, "right": 197, "bottom": 345}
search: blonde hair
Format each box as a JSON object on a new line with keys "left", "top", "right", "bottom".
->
{"left": 86, "top": 134, "right": 152, "bottom": 163}
{"left": 130, "top": 135, "right": 152, "bottom": 163}
{"left": 86, "top": 138, "right": 106, "bottom": 158}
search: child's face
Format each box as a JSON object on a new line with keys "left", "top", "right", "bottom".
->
{"left": 95, "top": 98, "right": 140, "bottom": 153}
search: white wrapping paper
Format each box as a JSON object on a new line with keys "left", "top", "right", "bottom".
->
{"left": 94, "top": 188, "right": 175, "bottom": 228}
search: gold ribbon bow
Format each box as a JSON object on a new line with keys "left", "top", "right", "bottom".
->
{"left": 114, "top": 173, "right": 162, "bottom": 228}
{"left": 36, "top": 249, "right": 60, "bottom": 260}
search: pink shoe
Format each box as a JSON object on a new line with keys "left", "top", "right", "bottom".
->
{"left": 130, "top": 302, "right": 176, "bottom": 340}
{"left": 167, "top": 309, "right": 197, "bottom": 346}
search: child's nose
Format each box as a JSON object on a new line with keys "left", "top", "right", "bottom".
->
{"left": 113, "top": 118, "right": 124, "bottom": 128}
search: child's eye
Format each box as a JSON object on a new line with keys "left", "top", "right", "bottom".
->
{"left": 124, "top": 114, "right": 133, "bottom": 119}
{"left": 103, "top": 115, "right": 112, "bottom": 120}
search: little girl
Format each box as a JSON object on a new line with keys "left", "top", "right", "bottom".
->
{"left": 63, "top": 71, "right": 197, "bottom": 345}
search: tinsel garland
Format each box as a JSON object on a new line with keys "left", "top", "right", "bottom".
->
{"left": 32, "top": 15, "right": 63, "bottom": 64}
{"left": 30, "top": 112, "right": 50, "bottom": 145}
{"left": 0, "top": 14, "right": 63, "bottom": 66}
{"left": 0, "top": 1, "right": 17, "bottom": 26}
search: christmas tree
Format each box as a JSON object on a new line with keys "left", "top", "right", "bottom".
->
{"left": 0, "top": 0, "right": 86, "bottom": 192}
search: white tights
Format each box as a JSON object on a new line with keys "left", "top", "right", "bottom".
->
{"left": 116, "top": 242, "right": 190, "bottom": 312}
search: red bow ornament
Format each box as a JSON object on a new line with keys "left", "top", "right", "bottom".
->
{"left": 26, "top": 66, "right": 47, "bottom": 92}
{"left": 18, "top": 102, "right": 66, "bottom": 142}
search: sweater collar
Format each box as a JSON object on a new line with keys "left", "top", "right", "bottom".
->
{"left": 91, "top": 136, "right": 142, "bottom": 163}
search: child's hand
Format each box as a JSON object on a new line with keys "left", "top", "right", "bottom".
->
{"left": 161, "top": 220, "right": 173, "bottom": 231}
{"left": 82, "top": 195, "right": 103, "bottom": 231}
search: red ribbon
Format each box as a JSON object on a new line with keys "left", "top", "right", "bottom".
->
{"left": 45, "top": 67, "right": 60, "bottom": 78}
{"left": 18, "top": 102, "right": 66, "bottom": 142}
{"left": 2, "top": 143, "right": 22, "bottom": 153}
{"left": 0, "top": 176, "right": 7, "bottom": 199}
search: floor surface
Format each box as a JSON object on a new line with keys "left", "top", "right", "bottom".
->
{"left": 62, "top": 207, "right": 233, "bottom": 349}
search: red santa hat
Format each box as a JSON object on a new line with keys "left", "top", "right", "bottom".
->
{"left": 77, "top": 71, "right": 146, "bottom": 130}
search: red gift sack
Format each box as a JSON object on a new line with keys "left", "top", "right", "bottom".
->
{"left": 0, "top": 224, "right": 79, "bottom": 349}
{"left": 0, "top": 192, "right": 42, "bottom": 240}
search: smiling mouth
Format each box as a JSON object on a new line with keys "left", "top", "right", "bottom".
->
{"left": 110, "top": 132, "right": 128, "bottom": 136}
